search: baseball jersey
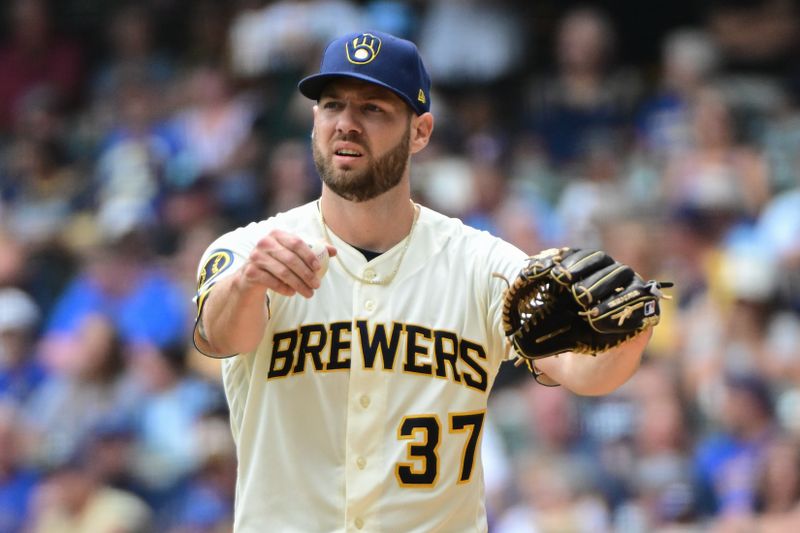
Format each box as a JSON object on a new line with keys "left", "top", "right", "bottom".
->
{"left": 195, "top": 201, "right": 528, "bottom": 533}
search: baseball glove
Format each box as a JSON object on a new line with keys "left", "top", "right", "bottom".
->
{"left": 500, "top": 248, "right": 671, "bottom": 369}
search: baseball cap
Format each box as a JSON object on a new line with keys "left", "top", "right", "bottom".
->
{"left": 298, "top": 31, "right": 431, "bottom": 115}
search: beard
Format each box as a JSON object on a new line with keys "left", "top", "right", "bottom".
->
{"left": 312, "top": 124, "right": 410, "bottom": 202}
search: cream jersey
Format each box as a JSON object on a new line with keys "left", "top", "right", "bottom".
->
{"left": 195, "top": 201, "right": 528, "bottom": 533}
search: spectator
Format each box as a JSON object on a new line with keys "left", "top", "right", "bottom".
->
{"left": 25, "top": 314, "right": 136, "bottom": 469}
{"left": 619, "top": 361, "right": 699, "bottom": 530}
{"left": 28, "top": 457, "right": 151, "bottom": 533}
{"left": 694, "top": 374, "right": 781, "bottom": 517}
{"left": 493, "top": 195, "right": 561, "bottom": 257}
{"left": 461, "top": 160, "right": 513, "bottom": 234}
{"left": 262, "top": 139, "right": 320, "bottom": 217}
{"left": 0, "top": 288, "right": 47, "bottom": 403}
{"left": 522, "top": 7, "right": 641, "bottom": 168}
{"left": 91, "top": 3, "right": 175, "bottom": 104}
{"left": 78, "top": 418, "right": 149, "bottom": 504}
{"left": 0, "top": 401, "right": 40, "bottom": 533}
{"left": 756, "top": 437, "right": 800, "bottom": 515}
{"left": 662, "top": 86, "right": 771, "bottom": 219}
{"left": 168, "top": 64, "right": 261, "bottom": 222}
{"left": 128, "top": 343, "right": 222, "bottom": 495}
{"left": 182, "top": 0, "right": 233, "bottom": 67}
{"left": 0, "top": 230, "right": 72, "bottom": 328}
{"left": 40, "top": 227, "right": 190, "bottom": 367}
{"left": 710, "top": 436, "right": 800, "bottom": 532}
{"left": 417, "top": 0, "right": 525, "bottom": 87}
{"left": 494, "top": 452, "right": 610, "bottom": 533}
{"left": 159, "top": 413, "right": 236, "bottom": 533}
{"left": 228, "top": 0, "right": 363, "bottom": 78}
{"left": 0, "top": 231, "right": 27, "bottom": 287}
{"left": 93, "top": 75, "right": 179, "bottom": 221}
{"left": 523, "top": 381, "right": 587, "bottom": 458}
{"left": 637, "top": 29, "right": 720, "bottom": 159}
{"left": 0, "top": 137, "right": 80, "bottom": 245}
{"left": 555, "top": 138, "right": 630, "bottom": 247}
{"left": 680, "top": 242, "right": 800, "bottom": 401}
{"left": 754, "top": 172, "right": 800, "bottom": 311}
{"left": 0, "top": 0, "right": 84, "bottom": 132}
{"left": 760, "top": 93, "right": 800, "bottom": 193}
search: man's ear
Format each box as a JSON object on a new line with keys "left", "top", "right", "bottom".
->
{"left": 409, "top": 112, "right": 434, "bottom": 154}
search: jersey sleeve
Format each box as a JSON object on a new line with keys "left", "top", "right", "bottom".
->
{"left": 193, "top": 221, "right": 268, "bottom": 318}
{"left": 482, "top": 237, "right": 528, "bottom": 364}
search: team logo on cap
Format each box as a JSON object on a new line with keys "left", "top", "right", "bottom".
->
{"left": 346, "top": 33, "right": 382, "bottom": 65}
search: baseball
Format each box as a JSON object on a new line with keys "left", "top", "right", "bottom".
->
{"left": 309, "top": 240, "right": 329, "bottom": 279}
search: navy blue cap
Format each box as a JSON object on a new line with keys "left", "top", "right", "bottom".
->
{"left": 299, "top": 31, "right": 431, "bottom": 115}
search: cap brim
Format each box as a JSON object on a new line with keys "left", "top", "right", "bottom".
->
{"left": 298, "top": 72, "right": 422, "bottom": 115}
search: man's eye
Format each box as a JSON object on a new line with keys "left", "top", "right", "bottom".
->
{"left": 322, "top": 101, "right": 341, "bottom": 110}
{"left": 365, "top": 104, "right": 383, "bottom": 113}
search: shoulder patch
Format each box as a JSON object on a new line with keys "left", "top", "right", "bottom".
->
{"left": 198, "top": 249, "right": 234, "bottom": 290}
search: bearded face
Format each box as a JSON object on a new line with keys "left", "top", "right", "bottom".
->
{"left": 312, "top": 121, "right": 411, "bottom": 202}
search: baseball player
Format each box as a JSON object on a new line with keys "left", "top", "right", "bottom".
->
{"left": 193, "top": 31, "right": 654, "bottom": 532}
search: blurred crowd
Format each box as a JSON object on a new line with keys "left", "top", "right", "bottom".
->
{"left": 1, "top": 0, "right": 800, "bottom": 531}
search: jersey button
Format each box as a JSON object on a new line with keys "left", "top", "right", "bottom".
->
{"left": 354, "top": 518, "right": 364, "bottom": 529}
{"left": 360, "top": 395, "right": 371, "bottom": 408}
{"left": 363, "top": 269, "right": 376, "bottom": 280}
{"left": 364, "top": 300, "right": 375, "bottom": 312}
{"left": 356, "top": 456, "right": 367, "bottom": 469}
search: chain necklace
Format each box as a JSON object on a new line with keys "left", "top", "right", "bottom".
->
{"left": 317, "top": 199, "right": 420, "bottom": 286}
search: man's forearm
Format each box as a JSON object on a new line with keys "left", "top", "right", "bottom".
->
{"left": 195, "top": 273, "right": 270, "bottom": 357}
{"left": 534, "top": 328, "right": 652, "bottom": 396}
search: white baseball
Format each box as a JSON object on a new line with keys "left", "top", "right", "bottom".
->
{"left": 309, "top": 241, "right": 329, "bottom": 279}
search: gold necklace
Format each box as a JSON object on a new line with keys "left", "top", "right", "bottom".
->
{"left": 318, "top": 200, "right": 419, "bottom": 286}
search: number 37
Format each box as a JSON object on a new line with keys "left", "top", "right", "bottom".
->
{"left": 395, "top": 410, "right": 485, "bottom": 488}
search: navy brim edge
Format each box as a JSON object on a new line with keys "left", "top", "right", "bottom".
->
{"left": 297, "top": 72, "right": 426, "bottom": 115}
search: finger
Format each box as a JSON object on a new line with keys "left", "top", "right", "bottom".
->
{"left": 261, "top": 251, "right": 316, "bottom": 298}
{"left": 273, "top": 231, "right": 322, "bottom": 271}
{"left": 263, "top": 232, "right": 321, "bottom": 289}
{"left": 241, "top": 263, "right": 296, "bottom": 297}
{"left": 272, "top": 235, "right": 328, "bottom": 285}
{"left": 325, "top": 244, "right": 337, "bottom": 257}
{"left": 259, "top": 270, "right": 297, "bottom": 297}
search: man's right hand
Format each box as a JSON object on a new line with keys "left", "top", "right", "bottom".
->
{"left": 196, "top": 230, "right": 337, "bottom": 357}
{"left": 237, "top": 229, "right": 337, "bottom": 298}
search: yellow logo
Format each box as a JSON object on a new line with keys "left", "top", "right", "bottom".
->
{"left": 346, "top": 33, "right": 382, "bottom": 65}
{"left": 417, "top": 89, "right": 426, "bottom": 104}
{"left": 198, "top": 250, "right": 233, "bottom": 290}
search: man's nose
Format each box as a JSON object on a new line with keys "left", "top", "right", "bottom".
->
{"left": 335, "top": 105, "right": 362, "bottom": 135}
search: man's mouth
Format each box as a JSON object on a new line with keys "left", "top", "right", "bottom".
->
{"left": 334, "top": 149, "right": 363, "bottom": 158}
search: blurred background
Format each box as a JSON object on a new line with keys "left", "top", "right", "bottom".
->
{"left": 1, "top": 0, "right": 800, "bottom": 531}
